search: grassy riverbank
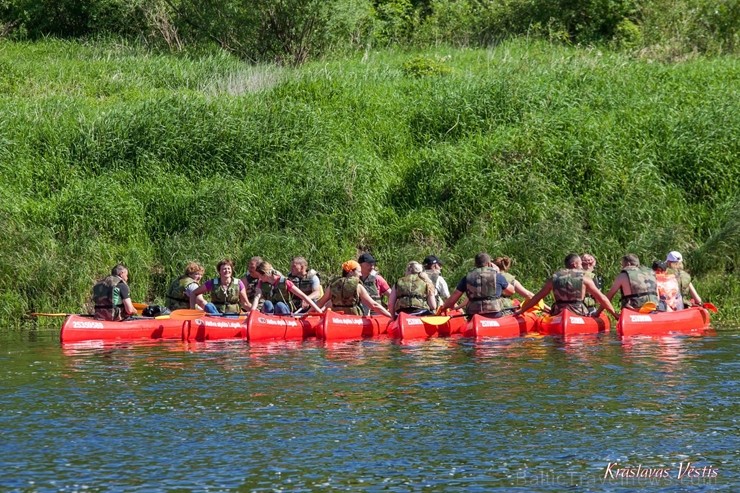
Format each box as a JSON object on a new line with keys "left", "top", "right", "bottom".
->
{"left": 1, "top": 39, "right": 738, "bottom": 326}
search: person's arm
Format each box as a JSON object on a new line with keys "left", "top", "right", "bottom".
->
{"left": 313, "top": 289, "right": 332, "bottom": 310}
{"left": 288, "top": 283, "right": 323, "bottom": 313}
{"left": 585, "top": 277, "right": 617, "bottom": 318}
{"left": 305, "top": 276, "right": 322, "bottom": 307}
{"left": 437, "top": 289, "right": 464, "bottom": 314}
{"left": 516, "top": 280, "right": 552, "bottom": 315}
{"left": 358, "top": 285, "right": 391, "bottom": 317}
{"left": 500, "top": 276, "right": 515, "bottom": 297}
{"left": 123, "top": 299, "right": 136, "bottom": 316}
{"left": 513, "top": 280, "right": 535, "bottom": 300}
{"left": 596, "top": 274, "right": 625, "bottom": 315}
{"left": 238, "top": 282, "right": 252, "bottom": 312}
{"left": 603, "top": 274, "right": 625, "bottom": 302}
{"left": 117, "top": 283, "right": 137, "bottom": 316}
{"left": 437, "top": 277, "right": 451, "bottom": 300}
{"left": 687, "top": 283, "right": 702, "bottom": 306}
{"left": 251, "top": 281, "right": 263, "bottom": 310}
{"left": 426, "top": 286, "right": 437, "bottom": 312}
{"left": 376, "top": 275, "right": 391, "bottom": 304}
{"left": 189, "top": 284, "right": 209, "bottom": 310}
{"left": 387, "top": 286, "right": 398, "bottom": 320}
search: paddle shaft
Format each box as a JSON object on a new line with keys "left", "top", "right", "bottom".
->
{"left": 30, "top": 313, "right": 93, "bottom": 318}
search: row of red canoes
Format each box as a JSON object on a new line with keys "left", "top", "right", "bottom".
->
{"left": 59, "top": 306, "right": 712, "bottom": 344}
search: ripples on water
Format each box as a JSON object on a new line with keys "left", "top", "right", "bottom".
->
{"left": 0, "top": 329, "right": 737, "bottom": 492}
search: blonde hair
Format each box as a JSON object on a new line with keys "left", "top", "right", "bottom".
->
{"left": 666, "top": 260, "right": 684, "bottom": 270}
{"left": 405, "top": 261, "right": 435, "bottom": 296}
{"left": 405, "top": 261, "right": 424, "bottom": 275}
{"left": 256, "top": 261, "right": 274, "bottom": 276}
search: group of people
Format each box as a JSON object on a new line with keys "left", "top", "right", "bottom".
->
{"left": 91, "top": 250, "right": 703, "bottom": 322}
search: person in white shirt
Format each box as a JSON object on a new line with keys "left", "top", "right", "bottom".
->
{"left": 423, "top": 255, "right": 450, "bottom": 306}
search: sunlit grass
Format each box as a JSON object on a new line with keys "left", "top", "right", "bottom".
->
{"left": 1, "top": 39, "right": 737, "bottom": 325}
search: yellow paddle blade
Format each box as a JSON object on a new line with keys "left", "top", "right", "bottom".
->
{"left": 132, "top": 302, "right": 148, "bottom": 315}
{"left": 525, "top": 299, "right": 546, "bottom": 313}
{"left": 169, "top": 309, "right": 205, "bottom": 320}
{"left": 420, "top": 316, "right": 451, "bottom": 326}
{"left": 30, "top": 312, "right": 74, "bottom": 317}
{"left": 638, "top": 302, "right": 657, "bottom": 314}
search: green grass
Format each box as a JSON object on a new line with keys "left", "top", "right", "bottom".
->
{"left": 1, "top": 38, "right": 738, "bottom": 327}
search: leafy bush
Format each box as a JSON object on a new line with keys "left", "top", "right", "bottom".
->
{"left": 401, "top": 54, "right": 451, "bottom": 77}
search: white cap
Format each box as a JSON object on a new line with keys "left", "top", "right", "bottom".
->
{"left": 666, "top": 251, "right": 683, "bottom": 262}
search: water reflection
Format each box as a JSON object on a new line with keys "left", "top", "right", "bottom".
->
{"left": 1, "top": 329, "right": 737, "bottom": 491}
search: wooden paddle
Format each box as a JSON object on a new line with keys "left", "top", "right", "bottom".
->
{"left": 30, "top": 312, "right": 89, "bottom": 318}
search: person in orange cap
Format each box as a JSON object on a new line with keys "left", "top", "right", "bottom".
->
{"left": 314, "top": 260, "right": 391, "bottom": 317}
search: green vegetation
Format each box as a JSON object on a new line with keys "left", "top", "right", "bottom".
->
{"left": 1, "top": 1, "right": 737, "bottom": 64}
{"left": 0, "top": 37, "right": 738, "bottom": 328}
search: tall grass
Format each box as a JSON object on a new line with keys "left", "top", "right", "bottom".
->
{"left": 1, "top": 39, "right": 738, "bottom": 327}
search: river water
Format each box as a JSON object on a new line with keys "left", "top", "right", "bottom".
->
{"left": 1, "top": 326, "right": 737, "bottom": 492}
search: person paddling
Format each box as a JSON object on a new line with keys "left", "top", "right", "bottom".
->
{"left": 189, "top": 259, "right": 251, "bottom": 315}
{"left": 665, "top": 251, "right": 703, "bottom": 307}
{"left": 423, "top": 255, "right": 450, "bottom": 306}
{"left": 92, "top": 264, "right": 137, "bottom": 321}
{"left": 600, "top": 254, "right": 658, "bottom": 313}
{"left": 437, "top": 252, "right": 515, "bottom": 319}
{"left": 314, "top": 260, "right": 391, "bottom": 317}
{"left": 252, "top": 261, "right": 323, "bottom": 315}
{"left": 387, "top": 261, "right": 437, "bottom": 320}
{"left": 358, "top": 253, "right": 391, "bottom": 315}
{"left": 166, "top": 262, "right": 205, "bottom": 311}
{"left": 285, "top": 256, "right": 322, "bottom": 314}
{"left": 493, "top": 256, "right": 542, "bottom": 315}
{"left": 580, "top": 253, "right": 604, "bottom": 314}
{"left": 517, "top": 253, "right": 617, "bottom": 318}
{"left": 652, "top": 260, "right": 682, "bottom": 312}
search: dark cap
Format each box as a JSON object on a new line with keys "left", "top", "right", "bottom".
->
{"left": 652, "top": 260, "right": 667, "bottom": 272}
{"left": 358, "top": 252, "right": 376, "bottom": 264}
{"left": 423, "top": 255, "right": 443, "bottom": 267}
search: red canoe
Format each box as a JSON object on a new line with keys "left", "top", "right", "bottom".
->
{"left": 463, "top": 312, "right": 537, "bottom": 338}
{"left": 617, "top": 306, "right": 710, "bottom": 337}
{"left": 187, "top": 315, "right": 247, "bottom": 341}
{"left": 316, "top": 311, "right": 390, "bottom": 340}
{"left": 60, "top": 315, "right": 186, "bottom": 343}
{"left": 387, "top": 312, "right": 444, "bottom": 339}
{"left": 536, "top": 308, "right": 611, "bottom": 336}
{"left": 246, "top": 313, "right": 307, "bottom": 341}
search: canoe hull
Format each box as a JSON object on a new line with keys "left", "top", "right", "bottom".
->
{"left": 463, "top": 313, "right": 535, "bottom": 338}
{"left": 188, "top": 315, "right": 248, "bottom": 341}
{"left": 246, "top": 313, "right": 306, "bottom": 341}
{"left": 387, "top": 312, "right": 442, "bottom": 339}
{"left": 60, "top": 315, "right": 186, "bottom": 343}
{"left": 316, "top": 311, "right": 390, "bottom": 340}
{"left": 537, "top": 309, "right": 610, "bottom": 336}
{"left": 617, "top": 306, "right": 710, "bottom": 337}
